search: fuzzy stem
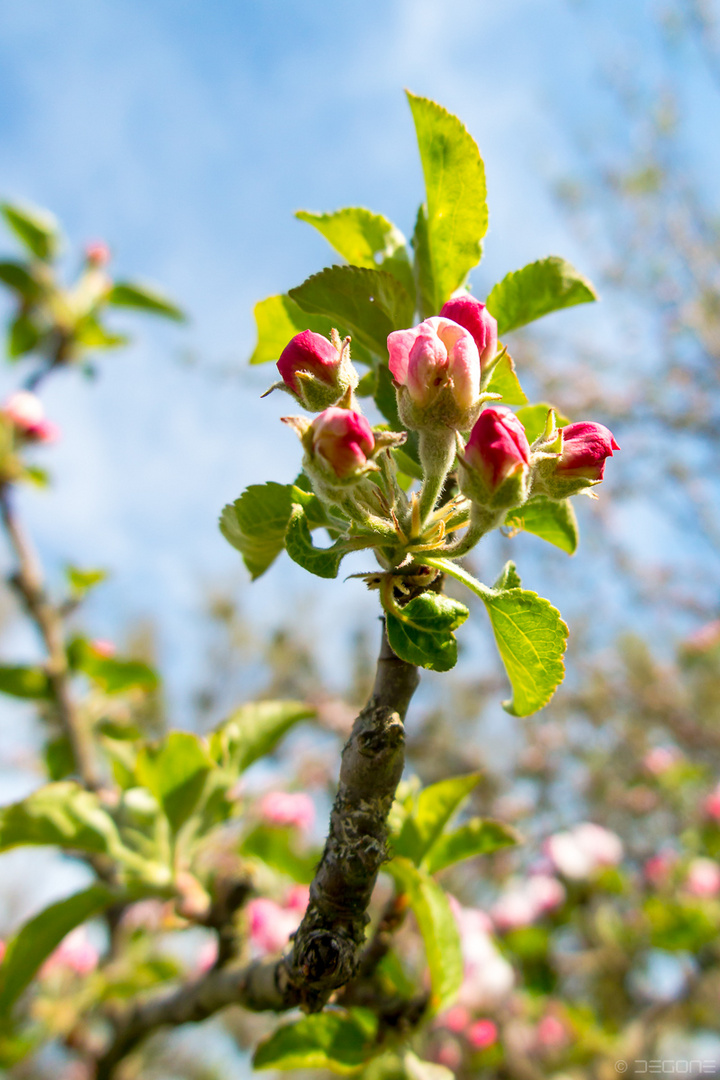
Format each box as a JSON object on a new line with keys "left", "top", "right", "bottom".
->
{"left": 430, "top": 502, "right": 504, "bottom": 559}
{"left": 417, "top": 429, "right": 456, "bottom": 528}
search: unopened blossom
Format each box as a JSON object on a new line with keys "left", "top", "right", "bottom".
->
{"left": 460, "top": 405, "right": 531, "bottom": 510}
{"left": 644, "top": 851, "right": 677, "bottom": 888}
{"left": 259, "top": 791, "right": 315, "bottom": 831}
{"left": 91, "top": 639, "right": 116, "bottom": 658}
{"left": 84, "top": 240, "right": 111, "bottom": 266}
{"left": 387, "top": 316, "right": 482, "bottom": 430}
{"left": 440, "top": 1005, "right": 471, "bottom": 1033}
{"left": 557, "top": 422, "right": 619, "bottom": 482}
{"left": 685, "top": 857, "right": 720, "bottom": 898}
{"left": 2, "top": 391, "right": 59, "bottom": 443}
{"left": 309, "top": 407, "right": 375, "bottom": 480}
{"left": 41, "top": 926, "right": 99, "bottom": 977}
{"left": 276, "top": 329, "right": 358, "bottom": 411}
{"left": 439, "top": 295, "right": 498, "bottom": 372}
{"left": 644, "top": 746, "right": 682, "bottom": 776}
{"left": 467, "top": 1019, "right": 498, "bottom": 1050}
{"left": 545, "top": 822, "right": 623, "bottom": 881}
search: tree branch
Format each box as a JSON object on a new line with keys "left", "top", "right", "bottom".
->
{"left": 94, "top": 622, "right": 419, "bottom": 1079}
{"left": 0, "top": 484, "right": 98, "bottom": 788}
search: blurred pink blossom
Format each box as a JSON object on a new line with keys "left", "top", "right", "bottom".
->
{"left": 439, "top": 1005, "right": 471, "bottom": 1033}
{"left": 41, "top": 926, "right": 99, "bottom": 977}
{"left": 436, "top": 1041, "right": 462, "bottom": 1070}
{"left": 196, "top": 937, "right": 219, "bottom": 974}
{"left": 644, "top": 851, "right": 677, "bottom": 888}
{"left": 447, "top": 896, "right": 514, "bottom": 1011}
{"left": 685, "top": 857, "right": 720, "bottom": 897}
{"left": 3, "top": 391, "right": 60, "bottom": 443}
{"left": 491, "top": 874, "right": 565, "bottom": 931}
{"left": 703, "top": 786, "right": 720, "bottom": 821}
{"left": 536, "top": 1014, "right": 569, "bottom": 1049}
{"left": 247, "top": 887, "right": 310, "bottom": 956}
{"left": 91, "top": 639, "right": 116, "bottom": 658}
{"left": 467, "top": 1018, "right": 498, "bottom": 1050}
{"left": 545, "top": 823, "right": 623, "bottom": 880}
{"left": 259, "top": 791, "right": 315, "bottom": 831}
{"left": 0, "top": 939, "right": 5, "bottom": 965}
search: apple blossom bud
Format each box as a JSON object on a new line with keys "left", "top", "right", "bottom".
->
{"left": 534, "top": 420, "right": 619, "bottom": 499}
{"left": 310, "top": 407, "right": 375, "bottom": 480}
{"left": 84, "top": 240, "right": 111, "bottom": 267}
{"left": 2, "top": 391, "right": 59, "bottom": 443}
{"left": 439, "top": 295, "right": 498, "bottom": 372}
{"left": 41, "top": 927, "right": 99, "bottom": 977}
{"left": 387, "top": 316, "right": 482, "bottom": 431}
{"left": 459, "top": 405, "right": 531, "bottom": 511}
{"left": 274, "top": 329, "right": 358, "bottom": 412}
{"left": 536, "top": 1015, "right": 568, "bottom": 1050}
{"left": 259, "top": 790, "right": 315, "bottom": 831}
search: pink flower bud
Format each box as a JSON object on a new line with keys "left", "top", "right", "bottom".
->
{"left": 545, "top": 823, "right": 623, "bottom": 880}
{"left": 465, "top": 406, "right": 530, "bottom": 491}
{"left": 310, "top": 407, "right": 375, "bottom": 480}
{"left": 685, "top": 857, "right": 720, "bottom": 897}
{"left": 467, "top": 1019, "right": 498, "bottom": 1050}
{"left": 439, "top": 295, "right": 498, "bottom": 371}
{"left": 557, "top": 422, "right": 619, "bottom": 482}
{"left": 536, "top": 1015, "right": 568, "bottom": 1049}
{"left": 388, "top": 316, "right": 481, "bottom": 429}
{"left": 440, "top": 1005, "right": 471, "bottom": 1033}
{"left": 259, "top": 791, "right": 315, "bottom": 831}
{"left": 278, "top": 330, "right": 340, "bottom": 392}
{"left": 84, "top": 241, "right": 111, "bottom": 267}
{"left": 644, "top": 851, "right": 676, "bottom": 887}
{"left": 246, "top": 896, "right": 305, "bottom": 955}
{"left": 91, "top": 639, "right": 116, "bottom": 658}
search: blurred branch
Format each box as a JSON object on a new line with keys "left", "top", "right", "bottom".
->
{"left": 0, "top": 483, "right": 98, "bottom": 787}
{"left": 94, "top": 623, "right": 419, "bottom": 1078}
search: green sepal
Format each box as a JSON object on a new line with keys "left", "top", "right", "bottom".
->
{"left": 486, "top": 255, "right": 597, "bottom": 337}
{"left": 516, "top": 402, "right": 570, "bottom": 443}
{"left": 385, "top": 592, "right": 469, "bottom": 672}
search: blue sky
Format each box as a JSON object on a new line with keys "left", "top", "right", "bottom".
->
{"left": 0, "top": 0, "right": 701, "bottom": 733}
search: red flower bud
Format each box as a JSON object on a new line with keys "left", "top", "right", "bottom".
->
{"left": 310, "top": 407, "right": 375, "bottom": 480}
{"left": 278, "top": 330, "right": 341, "bottom": 394}
{"left": 557, "top": 422, "right": 619, "bottom": 481}
{"left": 84, "top": 240, "right": 111, "bottom": 267}
{"left": 439, "top": 295, "right": 498, "bottom": 371}
{"left": 465, "top": 406, "right": 530, "bottom": 490}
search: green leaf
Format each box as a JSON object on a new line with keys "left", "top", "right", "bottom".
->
{"left": 8, "top": 312, "right": 41, "bottom": 358}
{"left": 74, "top": 315, "right": 129, "bottom": 350}
{"left": 65, "top": 565, "right": 108, "bottom": 597}
{"left": 220, "top": 481, "right": 329, "bottom": 580}
{"left": 484, "top": 350, "right": 528, "bottom": 405}
{"left": 254, "top": 1009, "right": 378, "bottom": 1073}
{"left": 241, "top": 824, "right": 320, "bottom": 884}
{"left": 406, "top": 92, "right": 488, "bottom": 311}
{"left": 0, "top": 664, "right": 50, "bottom": 700}
{"left": 0, "top": 261, "right": 42, "bottom": 300}
{"left": 106, "top": 282, "right": 185, "bottom": 322}
{"left": 424, "top": 818, "right": 519, "bottom": 875}
{"left": 285, "top": 502, "right": 347, "bottom": 579}
{"left": 505, "top": 496, "right": 579, "bottom": 555}
{"left": 0, "top": 782, "right": 125, "bottom": 856}
{"left": 0, "top": 884, "right": 116, "bottom": 1016}
{"left": 249, "top": 293, "right": 374, "bottom": 369}
{"left": 296, "top": 208, "right": 415, "bottom": 298}
{"left": 1, "top": 202, "right": 60, "bottom": 261}
{"left": 387, "top": 857, "right": 463, "bottom": 1012}
{"left": 211, "top": 699, "right": 315, "bottom": 774}
{"left": 289, "top": 265, "right": 414, "bottom": 358}
{"left": 385, "top": 593, "right": 469, "bottom": 672}
{"left": 393, "top": 773, "right": 482, "bottom": 866}
{"left": 136, "top": 732, "right": 212, "bottom": 834}
{"left": 515, "top": 402, "right": 570, "bottom": 443}
{"left": 420, "top": 557, "right": 569, "bottom": 716}
{"left": 486, "top": 256, "right": 597, "bottom": 337}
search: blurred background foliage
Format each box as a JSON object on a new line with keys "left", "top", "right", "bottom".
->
{"left": 1, "top": 0, "right": 720, "bottom": 1077}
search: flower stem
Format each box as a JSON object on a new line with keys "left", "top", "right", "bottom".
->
{"left": 417, "top": 430, "right": 456, "bottom": 528}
